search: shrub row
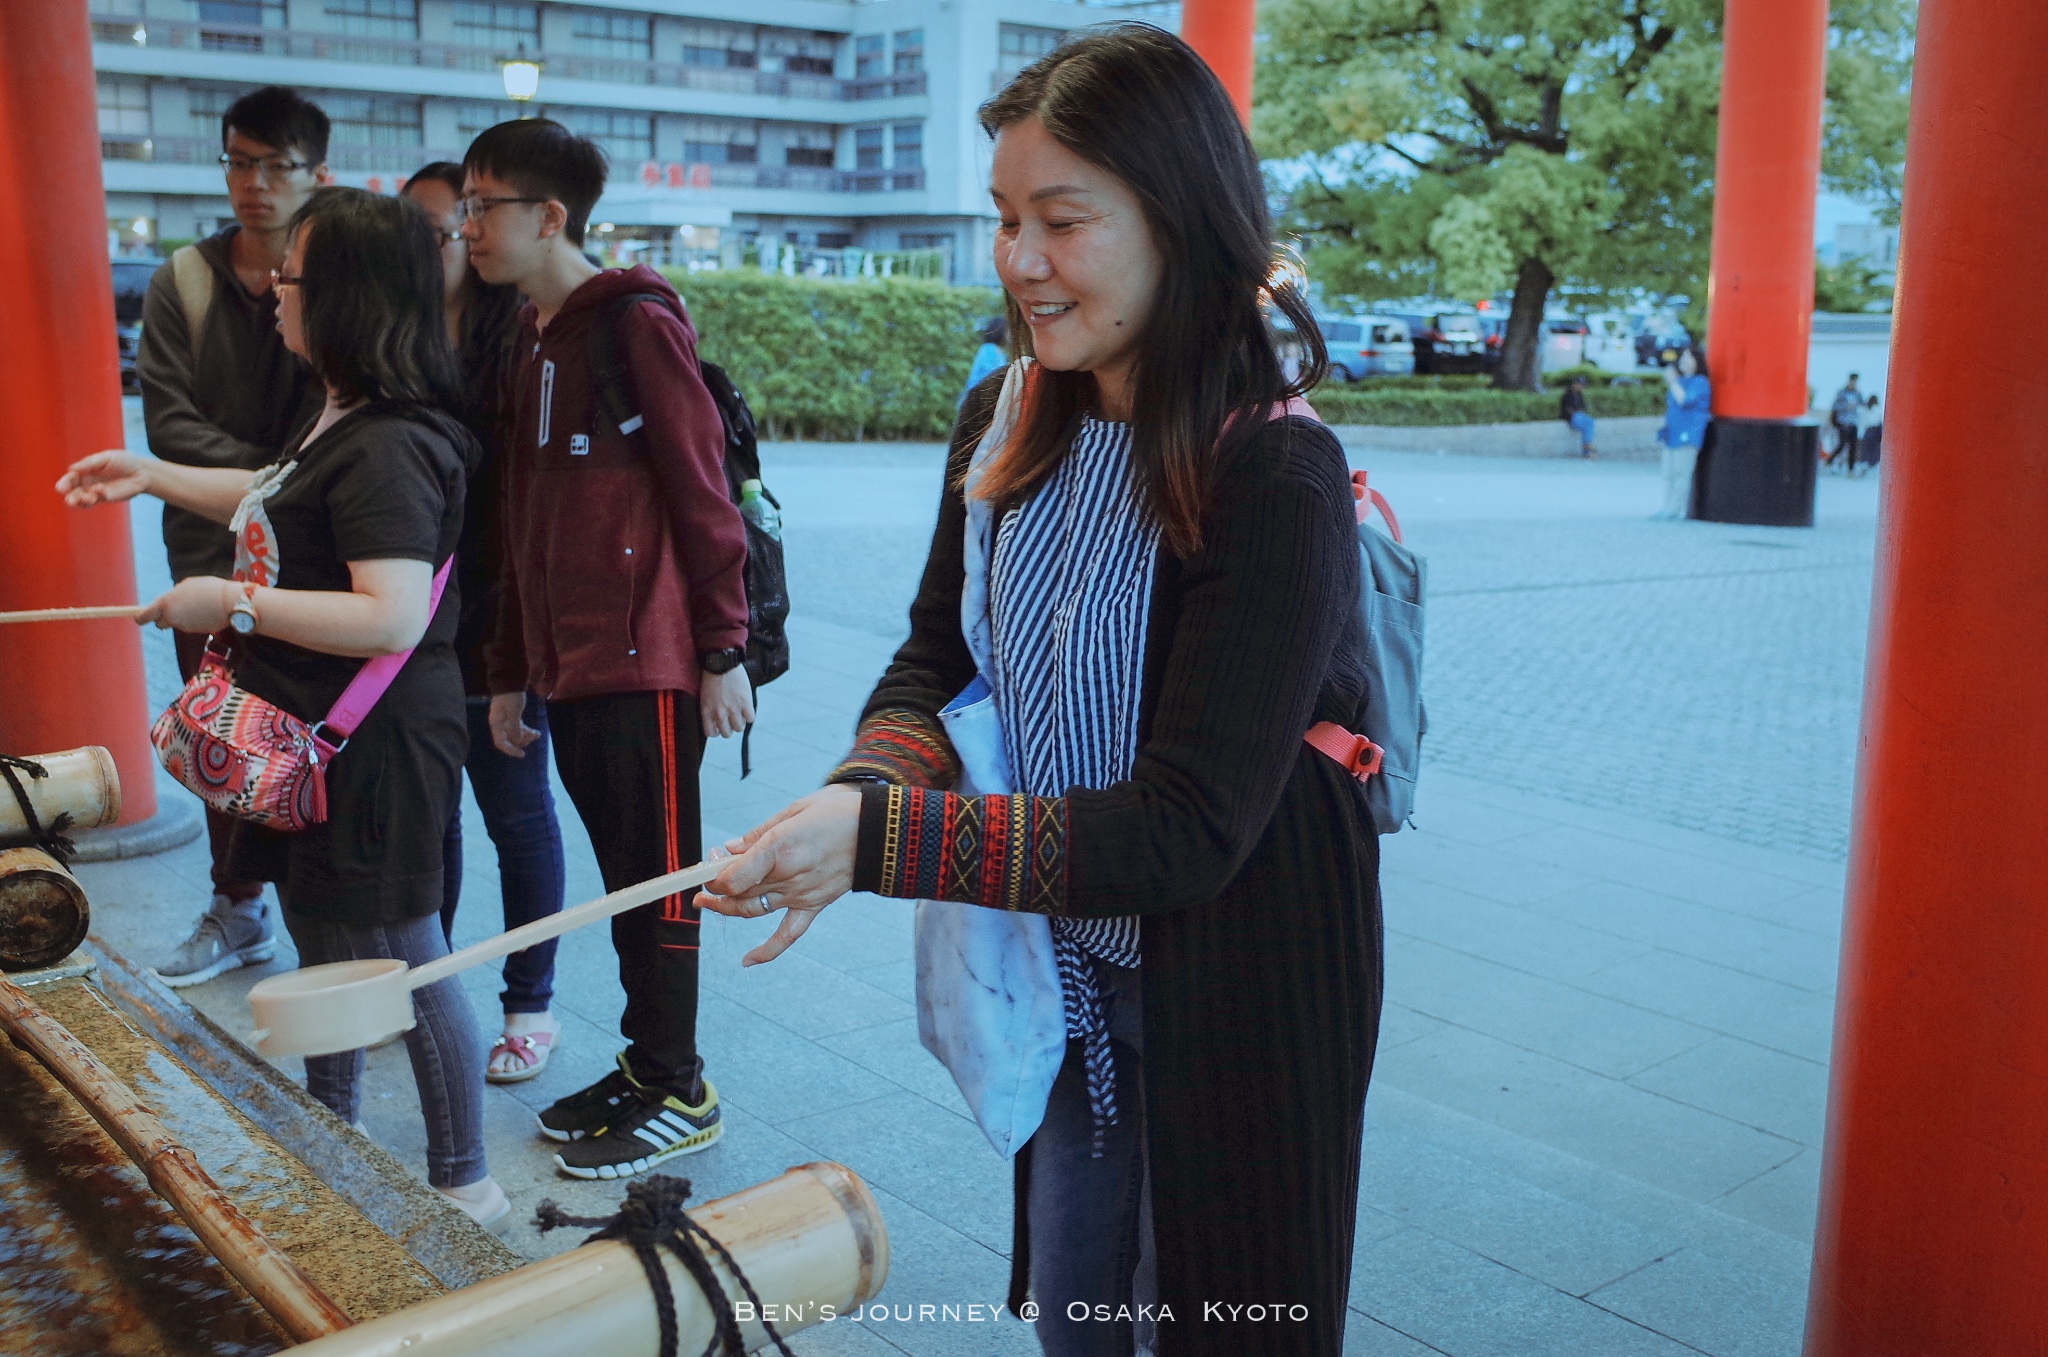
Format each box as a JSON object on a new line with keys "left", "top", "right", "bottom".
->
{"left": 663, "top": 270, "right": 999, "bottom": 441}
{"left": 1310, "top": 383, "right": 1664, "bottom": 427}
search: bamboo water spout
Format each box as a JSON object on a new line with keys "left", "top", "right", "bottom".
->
{"left": 0, "top": 745, "right": 121, "bottom": 846}
{"left": 0, "top": 846, "right": 91, "bottom": 970}
{"left": 286, "top": 1162, "right": 888, "bottom": 1357}
{"left": 0, "top": 975, "right": 355, "bottom": 1342}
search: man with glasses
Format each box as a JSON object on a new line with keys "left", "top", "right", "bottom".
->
{"left": 136, "top": 85, "right": 330, "bottom": 987}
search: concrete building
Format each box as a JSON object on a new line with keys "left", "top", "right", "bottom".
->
{"left": 90, "top": 0, "right": 1145, "bottom": 284}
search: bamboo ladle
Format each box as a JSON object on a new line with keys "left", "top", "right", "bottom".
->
{"left": 0, "top": 605, "right": 145, "bottom": 624}
{"left": 249, "top": 860, "right": 725, "bottom": 1057}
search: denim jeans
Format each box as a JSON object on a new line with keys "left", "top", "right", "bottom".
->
{"left": 280, "top": 906, "right": 488, "bottom": 1189}
{"left": 441, "top": 696, "right": 567, "bottom": 1015}
{"left": 1028, "top": 959, "right": 1157, "bottom": 1357}
{"left": 1568, "top": 410, "right": 1596, "bottom": 449}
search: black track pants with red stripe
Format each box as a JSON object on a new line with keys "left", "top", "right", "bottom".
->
{"left": 547, "top": 689, "right": 705, "bottom": 1098}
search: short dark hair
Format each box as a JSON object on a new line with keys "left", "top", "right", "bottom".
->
{"left": 287, "top": 187, "right": 462, "bottom": 409}
{"left": 222, "top": 86, "right": 330, "bottom": 165}
{"left": 462, "top": 119, "right": 607, "bottom": 246}
{"left": 972, "top": 23, "right": 1325, "bottom": 557}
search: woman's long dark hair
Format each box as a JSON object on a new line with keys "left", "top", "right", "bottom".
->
{"left": 288, "top": 187, "right": 463, "bottom": 411}
{"left": 404, "top": 161, "right": 524, "bottom": 431}
{"left": 973, "top": 23, "right": 1327, "bottom": 556}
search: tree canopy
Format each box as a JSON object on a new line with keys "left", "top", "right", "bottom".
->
{"left": 1256, "top": 0, "right": 1915, "bottom": 388}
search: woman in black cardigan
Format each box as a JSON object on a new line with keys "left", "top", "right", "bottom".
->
{"left": 704, "top": 24, "right": 1383, "bottom": 1356}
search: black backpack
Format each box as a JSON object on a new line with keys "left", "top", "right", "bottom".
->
{"left": 589, "top": 293, "right": 790, "bottom": 695}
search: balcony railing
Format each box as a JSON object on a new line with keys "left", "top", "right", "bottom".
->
{"left": 93, "top": 15, "right": 925, "bottom": 103}
{"left": 103, "top": 134, "right": 928, "bottom": 192}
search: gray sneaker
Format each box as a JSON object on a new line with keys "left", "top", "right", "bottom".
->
{"left": 155, "top": 899, "right": 276, "bottom": 988}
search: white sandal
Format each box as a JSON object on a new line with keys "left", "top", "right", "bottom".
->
{"left": 485, "top": 1029, "right": 558, "bottom": 1084}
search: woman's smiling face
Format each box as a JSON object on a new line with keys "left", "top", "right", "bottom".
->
{"left": 990, "top": 117, "right": 1162, "bottom": 416}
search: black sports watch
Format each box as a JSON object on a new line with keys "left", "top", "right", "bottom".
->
{"left": 700, "top": 647, "right": 746, "bottom": 675}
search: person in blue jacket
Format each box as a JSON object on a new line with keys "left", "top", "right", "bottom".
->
{"left": 1655, "top": 346, "right": 1711, "bottom": 520}
{"left": 958, "top": 315, "right": 1008, "bottom": 406}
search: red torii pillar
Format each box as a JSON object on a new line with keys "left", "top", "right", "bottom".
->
{"left": 0, "top": 3, "right": 159, "bottom": 824}
{"left": 1182, "top": 0, "right": 1256, "bottom": 124}
{"left": 1694, "top": 0, "right": 1827, "bottom": 526}
{"left": 1805, "top": 0, "right": 2048, "bottom": 1350}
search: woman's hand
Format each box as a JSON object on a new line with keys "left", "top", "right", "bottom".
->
{"left": 137, "top": 577, "right": 235, "bottom": 633}
{"left": 699, "top": 666, "right": 756, "bottom": 739}
{"left": 57, "top": 451, "right": 150, "bottom": 508}
{"left": 700, "top": 783, "right": 862, "bottom": 966}
{"left": 488, "top": 691, "right": 541, "bottom": 758}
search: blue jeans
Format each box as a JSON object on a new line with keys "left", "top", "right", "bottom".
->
{"left": 282, "top": 907, "right": 487, "bottom": 1189}
{"left": 1028, "top": 959, "right": 1157, "bottom": 1357}
{"left": 1568, "top": 410, "right": 1596, "bottom": 450}
{"left": 441, "top": 696, "right": 567, "bottom": 1015}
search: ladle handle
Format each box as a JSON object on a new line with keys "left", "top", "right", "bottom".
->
{"left": 405, "top": 860, "right": 726, "bottom": 991}
{"left": 0, "top": 604, "right": 145, "bottom": 624}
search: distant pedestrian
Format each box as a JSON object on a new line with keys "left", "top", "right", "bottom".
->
{"left": 1560, "top": 375, "right": 1596, "bottom": 457}
{"left": 1829, "top": 374, "right": 1863, "bottom": 471}
{"left": 1655, "top": 347, "right": 1711, "bottom": 520}
{"left": 1856, "top": 392, "right": 1883, "bottom": 475}
{"left": 960, "top": 315, "right": 1007, "bottom": 406}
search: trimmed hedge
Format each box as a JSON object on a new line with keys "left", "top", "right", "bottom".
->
{"left": 663, "top": 269, "right": 999, "bottom": 440}
{"left": 1311, "top": 382, "right": 1664, "bottom": 426}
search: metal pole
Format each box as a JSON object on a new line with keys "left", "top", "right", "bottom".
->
{"left": 0, "top": 1, "right": 158, "bottom": 824}
{"left": 1695, "top": 0, "right": 1828, "bottom": 526}
{"left": 1180, "top": 0, "right": 1256, "bottom": 125}
{"left": 1804, "top": 0, "right": 2048, "bottom": 1349}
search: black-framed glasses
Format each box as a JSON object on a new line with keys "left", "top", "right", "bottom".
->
{"left": 459, "top": 195, "right": 544, "bottom": 219}
{"left": 220, "top": 153, "right": 313, "bottom": 182}
{"left": 269, "top": 269, "right": 303, "bottom": 289}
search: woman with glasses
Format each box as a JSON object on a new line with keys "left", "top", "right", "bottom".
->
{"left": 58, "top": 187, "right": 507, "bottom": 1230}
{"left": 402, "top": 161, "right": 571, "bottom": 1086}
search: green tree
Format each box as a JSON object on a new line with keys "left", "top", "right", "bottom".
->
{"left": 1257, "top": 0, "right": 1914, "bottom": 390}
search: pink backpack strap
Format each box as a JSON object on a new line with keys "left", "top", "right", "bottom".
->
{"left": 313, "top": 555, "right": 454, "bottom": 757}
{"left": 1351, "top": 469, "right": 1402, "bottom": 543}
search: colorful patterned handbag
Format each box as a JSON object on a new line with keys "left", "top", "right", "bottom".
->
{"left": 150, "top": 560, "right": 451, "bottom": 833}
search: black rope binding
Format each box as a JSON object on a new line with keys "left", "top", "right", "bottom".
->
{"left": 0, "top": 754, "right": 77, "bottom": 866}
{"left": 535, "top": 1175, "right": 797, "bottom": 1357}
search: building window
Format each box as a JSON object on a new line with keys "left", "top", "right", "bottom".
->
{"left": 554, "top": 108, "right": 654, "bottom": 164}
{"left": 816, "top": 232, "right": 853, "bottom": 250}
{"left": 854, "top": 34, "right": 884, "bottom": 79}
{"left": 97, "top": 77, "right": 151, "bottom": 136}
{"left": 684, "top": 46, "right": 756, "bottom": 69}
{"left": 326, "top": 94, "right": 423, "bottom": 148}
{"left": 786, "top": 145, "right": 833, "bottom": 168}
{"left": 326, "top": 0, "right": 418, "bottom": 40}
{"left": 685, "top": 141, "right": 757, "bottom": 165}
{"left": 786, "top": 53, "right": 833, "bottom": 76}
{"left": 456, "top": 102, "right": 521, "bottom": 142}
{"left": 198, "top": 0, "right": 285, "bottom": 50}
{"left": 999, "top": 23, "right": 1066, "bottom": 79}
{"left": 570, "top": 10, "right": 653, "bottom": 61}
{"left": 188, "top": 86, "right": 249, "bottom": 141}
{"left": 855, "top": 126, "right": 884, "bottom": 170}
{"left": 892, "top": 122, "right": 922, "bottom": 169}
{"left": 893, "top": 29, "right": 924, "bottom": 76}
{"left": 452, "top": 1, "right": 538, "bottom": 50}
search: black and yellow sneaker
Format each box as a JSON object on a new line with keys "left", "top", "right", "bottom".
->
{"left": 535, "top": 1054, "right": 647, "bottom": 1143}
{"left": 552, "top": 1078, "right": 722, "bottom": 1180}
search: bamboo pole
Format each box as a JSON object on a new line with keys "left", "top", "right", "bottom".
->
{"left": 287, "top": 1162, "right": 889, "bottom": 1357}
{"left": 0, "top": 605, "right": 144, "bottom": 624}
{"left": 0, "top": 746, "right": 122, "bottom": 846}
{"left": 0, "top": 846, "right": 91, "bottom": 971}
{"left": 0, "top": 975, "right": 354, "bottom": 1342}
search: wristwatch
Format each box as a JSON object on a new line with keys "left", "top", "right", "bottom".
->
{"left": 700, "top": 647, "right": 746, "bottom": 675}
{"left": 228, "top": 582, "right": 260, "bottom": 636}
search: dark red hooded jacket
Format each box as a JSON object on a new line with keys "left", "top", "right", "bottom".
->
{"left": 485, "top": 265, "right": 748, "bottom": 703}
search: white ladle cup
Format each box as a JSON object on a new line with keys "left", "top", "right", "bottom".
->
{"left": 247, "top": 860, "right": 726, "bottom": 1057}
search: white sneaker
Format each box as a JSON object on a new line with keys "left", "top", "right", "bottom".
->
{"left": 434, "top": 1176, "right": 512, "bottom": 1232}
{"left": 154, "top": 898, "right": 275, "bottom": 988}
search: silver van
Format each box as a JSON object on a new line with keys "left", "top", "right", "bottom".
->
{"left": 1320, "top": 314, "right": 1416, "bottom": 380}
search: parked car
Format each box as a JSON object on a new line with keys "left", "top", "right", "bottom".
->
{"left": 1385, "top": 309, "right": 1488, "bottom": 375}
{"left": 1582, "top": 312, "right": 1640, "bottom": 373}
{"left": 1318, "top": 314, "right": 1415, "bottom": 380}
{"left": 111, "top": 256, "right": 159, "bottom": 392}
{"left": 1540, "top": 315, "right": 1589, "bottom": 373}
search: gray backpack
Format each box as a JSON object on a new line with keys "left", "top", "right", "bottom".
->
{"left": 1345, "top": 470, "right": 1426, "bottom": 833}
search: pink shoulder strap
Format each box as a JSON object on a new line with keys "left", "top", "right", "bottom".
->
{"left": 314, "top": 556, "right": 454, "bottom": 754}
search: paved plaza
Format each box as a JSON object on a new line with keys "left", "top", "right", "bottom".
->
{"left": 80, "top": 401, "right": 1882, "bottom": 1354}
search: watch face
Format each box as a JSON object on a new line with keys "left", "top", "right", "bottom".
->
{"left": 230, "top": 610, "right": 256, "bottom": 634}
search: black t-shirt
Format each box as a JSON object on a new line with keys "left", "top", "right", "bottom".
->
{"left": 225, "top": 402, "right": 479, "bottom": 924}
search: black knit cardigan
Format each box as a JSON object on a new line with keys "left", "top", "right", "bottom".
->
{"left": 829, "top": 383, "right": 1385, "bottom": 1356}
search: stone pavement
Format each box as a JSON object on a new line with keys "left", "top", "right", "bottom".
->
{"left": 81, "top": 403, "right": 1880, "bottom": 1354}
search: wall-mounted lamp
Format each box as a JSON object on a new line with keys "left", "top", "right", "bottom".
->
{"left": 501, "top": 44, "right": 542, "bottom": 102}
